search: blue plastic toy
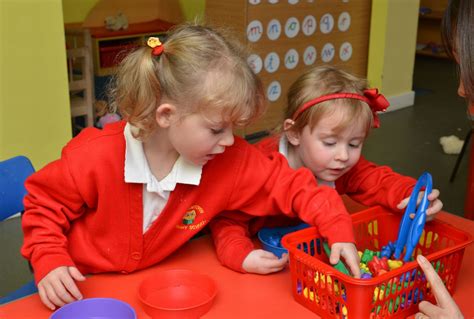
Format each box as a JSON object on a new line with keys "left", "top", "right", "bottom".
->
{"left": 393, "top": 172, "right": 433, "bottom": 262}
{"left": 258, "top": 223, "right": 309, "bottom": 258}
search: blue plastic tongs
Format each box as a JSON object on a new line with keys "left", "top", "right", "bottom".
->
{"left": 393, "top": 172, "right": 433, "bottom": 262}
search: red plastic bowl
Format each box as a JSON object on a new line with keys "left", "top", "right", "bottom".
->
{"left": 138, "top": 269, "right": 217, "bottom": 319}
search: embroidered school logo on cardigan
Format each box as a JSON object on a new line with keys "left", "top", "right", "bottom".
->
{"left": 176, "top": 205, "right": 208, "bottom": 230}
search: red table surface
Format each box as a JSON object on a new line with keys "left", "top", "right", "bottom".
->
{"left": 1, "top": 211, "right": 474, "bottom": 319}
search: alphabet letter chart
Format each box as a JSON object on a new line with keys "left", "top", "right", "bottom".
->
{"left": 206, "top": 0, "right": 371, "bottom": 137}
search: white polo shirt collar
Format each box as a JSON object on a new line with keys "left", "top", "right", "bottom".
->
{"left": 123, "top": 123, "right": 202, "bottom": 192}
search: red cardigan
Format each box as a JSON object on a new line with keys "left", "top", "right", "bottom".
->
{"left": 210, "top": 136, "right": 416, "bottom": 272}
{"left": 21, "top": 122, "right": 354, "bottom": 283}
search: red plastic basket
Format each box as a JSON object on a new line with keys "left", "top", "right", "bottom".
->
{"left": 281, "top": 206, "right": 473, "bottom": 318}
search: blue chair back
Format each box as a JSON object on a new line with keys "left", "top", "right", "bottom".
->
{"left": 0, "top": 156, "right": 35, "bottom": 221}
{"left": 0, "top": 156, "right": 37, "bottom": 303}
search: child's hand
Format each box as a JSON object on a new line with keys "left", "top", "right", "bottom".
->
{"left": 397, "top": 189, "right": 443, "bottom": 221}
{"left": 415, "top": 255, "right": 463, "bottom": 319}
{"left": 329, "top": 243, "right": 361, "bottom": 278}
{"left": 37, "top": 266, "right": 86, "bottom": 310}
{"left": 242, "top": 249, "right": 289, "bottom": 274}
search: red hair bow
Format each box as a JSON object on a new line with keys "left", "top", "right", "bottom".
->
{"left": 363, "top": 88, "right": 390, "bottom": 128}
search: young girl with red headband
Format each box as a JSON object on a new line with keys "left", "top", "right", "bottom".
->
{"left": 210, "top": 66, "right": 443, "bottom": 275}
{"left": 21, "top": 25, "right": 360, "bottom": 310}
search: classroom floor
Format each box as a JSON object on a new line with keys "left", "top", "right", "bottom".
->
{"left": 363, "top": 56, "right": 469, "bottom": 217}
{"left": 1, "top": 56, "right": 471, "bottom": 299}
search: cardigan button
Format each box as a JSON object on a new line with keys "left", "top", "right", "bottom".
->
{"left": 131, "top": 252, "right": 142, "bottom": 260}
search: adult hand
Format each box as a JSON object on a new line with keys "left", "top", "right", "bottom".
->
{"left": 415, "top": 255, "right": 463, "bottom": 319}
{"left": 242, "top": 249, "right": 288, "bottom": 274}
{"left": 329, "top": 242, "right": 361, "bottom": 278}
{"left": 397, "top": 189, "right": 443, "bottom": 221}
{"left": 37, "top": 266, "right": 86, "bottom": 310}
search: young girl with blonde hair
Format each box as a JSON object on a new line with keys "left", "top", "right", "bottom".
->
{"left": 21, "top": 24, "right": 359, "bottom": 310}
{"left": 210, "top": 65, "right": 443, "bottom": 275}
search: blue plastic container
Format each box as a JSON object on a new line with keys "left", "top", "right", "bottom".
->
{"left": 258, "top": 223, "right": 309, "bottom": 258}
{"left": 50, "top": 298, "right": 136, "bottom": 319}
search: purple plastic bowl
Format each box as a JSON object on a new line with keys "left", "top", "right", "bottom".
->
{"left": 49, "top": 298, "right": 136, "bottom": 319}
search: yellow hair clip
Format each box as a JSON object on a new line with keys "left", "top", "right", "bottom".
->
{"left": 147, "top": 37, "right": 164, "bottom": 56}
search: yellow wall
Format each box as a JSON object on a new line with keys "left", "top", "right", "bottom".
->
{"left": 368, "top": 0, "right": 420, "bottom": 100}
{"left": 367, "top": 0, "right": 389, "bottom": 90}
{"left": 383, "top": 0, "right": 420, "bottom": 96}
{"left": 62, "top": 0, "right": 97, "bottom": 23}
{"left": 0, "top": 0, "right": 72, "bottom": 169}
{"left": 62, "top": 0, "right": 205, "bottom": 23}
{"left": 179, "top": 0, "right": 205, "bottom": 21}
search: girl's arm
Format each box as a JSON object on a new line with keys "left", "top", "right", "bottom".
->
{"left": 336, "top": 156, "right": 417, "bottom": 211}
{"left": 21, "top": 155, "right": 85, "bottom": 284}
{"left": 210, "top": 211, "right": 298, "bottom": 274}
{"left": 227, "top": 143, "right": 355, "bottom": 247}
{"left": 209, "top": 211, "right": 256, "bottom": 272}
{"left": 206, "top": 137, "right": 358, "bottom": 274}
{"left": 21, "top": 154, "right": 89, "bottom": 310}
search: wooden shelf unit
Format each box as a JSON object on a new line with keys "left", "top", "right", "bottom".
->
{"left": 419, "top": 10, "right": 444, "bottom": 20}
{"left": 416, "top": 47, "right": 449, "bottom": 59}
{"left": 416, "top": 0, "right": 450, "bottom": 59}
{"left": 64, "top": 28, "right": 95, "bottom": 129}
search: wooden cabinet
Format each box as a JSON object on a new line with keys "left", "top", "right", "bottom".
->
{"left": 87, "top": 19, "right": 174, "bottom": 76}
{"left": 416, "top": 0, "right": 449, "bottom": 59}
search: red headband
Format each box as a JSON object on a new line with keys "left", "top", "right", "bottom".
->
{"left": 292, "top": 88, "right": 390, "bottom": 128}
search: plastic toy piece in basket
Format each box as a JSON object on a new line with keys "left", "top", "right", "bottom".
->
{"left": 394, "top": 172, "right": 433, "bottom": 261}
{"left": 322, "top": 242, "right": 351, "bottom": 276}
